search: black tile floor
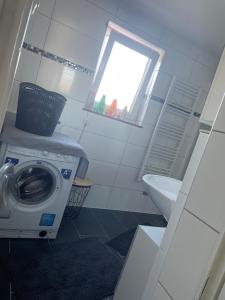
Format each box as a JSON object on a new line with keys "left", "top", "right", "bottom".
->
{"left": 0, "top": 208, "right": 167, "bottom": 300}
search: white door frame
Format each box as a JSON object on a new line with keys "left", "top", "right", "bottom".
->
{"left": 0, "top": 0, "right": 35, "bottom": 131}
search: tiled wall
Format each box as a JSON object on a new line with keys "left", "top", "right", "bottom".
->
{"left": 7, "top": 0, "right": 219, "bottom": 213}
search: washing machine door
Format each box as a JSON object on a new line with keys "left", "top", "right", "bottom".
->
{"left": 11, "top": 161, "right": 61, "bottom": 206}
{"left": 0, "top": 163, "right": 14, "bottom": 207}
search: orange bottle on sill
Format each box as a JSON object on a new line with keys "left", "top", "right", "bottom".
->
{"left": 106, "top": 99, "right": 117, "bottom": 116}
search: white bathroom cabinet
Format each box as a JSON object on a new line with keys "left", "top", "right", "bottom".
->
{"left": 114, "top": 226, "right": 165, "bottom": 300}
{"left": 200, "top": 48, "right": 225, "bottom": 126}
{"left": 159, "top": 210, "right": 218, "bottom": 300}
{"left": 186, "top": 131, "right": 225, "bottom": 232}
{"left": 152, "top": 283, "right": 171, "bottom": 300}
{"left": 179, "top": 131, "right": 209, "bottom": 196}
{"left": 142, "top": 132, "right": 209, "bottom": 299}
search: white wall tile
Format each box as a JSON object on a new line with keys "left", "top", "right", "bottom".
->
{"left": 36, "top": 57, "right": 93, "bottom": 102}
{"left": 116, "top": 3, "right": 163, "bottom": 42}
{"left": 24, "top": 12, "right": 50, "bottom": 48}
{"left": 59, "top": 98, "right": 88, "bottom": 130}
{"left": 80, "top": 131, "right": 125, "bottom": 164}
{"left": 113, "top": 17, "right": 161, "bottom": 48}
{"left": 59, "top": 126, "right": 82, "bottom": 141}
{"left": 126, "top": 190, "right": 151, "bottom": 213}
{"left": 8, "top": 80, "right": 20, "bottom": 113}
{"left": 160, "top": 48, "right": 193, "bottom": 81}
{"left": 87, "top": 0, "right": 119, "bottom": 15}
{"left": 107, "top": 187, "right": 130, "bottom": 210}
{"left": 9, "top": 0, "right": 219, "bottom": 214}
{"left": 195, "top": 49, "right": 219, "bottom": 71}
{"left": 159, "top": 210, "right": 218, "bottom": 300}
{"left": 106, "top": 187, "right": 160, "bottom": 214}
{"left": 121, "top": 144, "right": 145, "bottom": 169}
{"left": 86, "top": 112, "right": 131, "bottom": 142}
{"left": 86, "top": 159, "right": 118, "bottom": 186}
{"left": 128, "top": 123, "right": 154, "bottom": 147}
{"left": 152, "top": 71, "right": 172, "bottom": 100}
{"left": 189, "top": 62, "right": 215, "bottom": 91}
{"left": 45, "top": 20, "right": 101, "bottom": 69}
{"left": 114, "top": 166, "right": 143, "bottom": 191}
{"left": 160, "top": 29, "right": 199, "bottom": 61}
{"left": 38, "top": 0, "right": 55, "bottom": 18}
{"left": 53, "top": 0, "right": 111, "bottom": 41}
{"left": 15, "top": 49, "right": 41, "bottom": 83}
{"left": 143, "top": 100, "right": 163, "bottom": 126}
{"left": 107, "top": 187, "right": 159, "bottom": 213}
{"left": 144, "top": 196, "right": 161, "bottom": 214}
{"left": 84, "top": 184, "right": 111, "bottom": 209}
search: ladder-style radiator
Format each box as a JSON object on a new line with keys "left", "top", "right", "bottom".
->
{"left": 138, "top": 77, "right": 201, "bottom": 180}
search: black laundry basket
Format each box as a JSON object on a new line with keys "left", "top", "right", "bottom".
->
{"left": 16, "top": 82, "right": 67, "bottom": 136}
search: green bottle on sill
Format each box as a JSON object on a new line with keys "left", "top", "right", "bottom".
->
{"left": 94, "top": 95, "right": 106, "bottom": 114}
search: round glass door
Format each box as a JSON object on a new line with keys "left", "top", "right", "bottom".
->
{"left": 11, "top": 165, "right": 56, "bottom": 205}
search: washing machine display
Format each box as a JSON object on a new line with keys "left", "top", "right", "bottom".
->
{"left": 5, "top": 157, "right": 19, "bottom": 165}
{"left": 61, "top": 168, "right": 72, "bottom": 179}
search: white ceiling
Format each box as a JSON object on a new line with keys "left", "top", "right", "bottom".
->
{"left": 126, "top": 0, "right": 225, "bottom": 57}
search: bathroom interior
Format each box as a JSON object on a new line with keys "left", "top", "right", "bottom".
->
{"left": 1, "top": 0, "right": 225, "bottom": 299}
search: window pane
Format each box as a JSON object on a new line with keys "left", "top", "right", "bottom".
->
{"left": 95, "top": 41, "right": 149, "bottom": 111}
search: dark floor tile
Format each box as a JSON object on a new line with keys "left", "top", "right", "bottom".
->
{"left": 0, "top": 239, "right": 9, "bottom": 260}
{"left": 111, "top": 210, "right": 141, "bottom": 230}
{"left": 134, "top": 213, "right": 167, "bottom": 227}
{"left": 73, "top": 208, "right": 106, "bottom": 237}
{"left": 50, "top": 215, "right": 80, "bottom": 245}
{"left": 0, "top": 266, "right": 10, "bottom": 300}
{"left": 0, "top": 240, "right": 10, "bottom": 299}
{"left": 10, "top": 238, "right": 50, "bottom": 256}
{"left": 91, "top": 209, "right": 128, "bottom": 239}
{"left": 95, "top": 235, "right": 110, "bottom": 244}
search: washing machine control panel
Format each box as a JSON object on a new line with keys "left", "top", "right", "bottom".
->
{"left": 6, "top": 145, "right": 76, "bottom": 163}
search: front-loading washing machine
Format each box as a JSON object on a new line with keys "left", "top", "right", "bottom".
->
{"left": 0, "top": 143, "right": 80, "bottom": 239}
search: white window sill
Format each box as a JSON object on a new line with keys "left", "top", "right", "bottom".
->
{"left": 83, "top": 108, "right": 143, "bottom": 128}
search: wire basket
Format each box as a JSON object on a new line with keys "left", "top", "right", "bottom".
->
{"left": 65, "top": 177, "right": 93, "bottom": 218}
{"left": 16, "top": 82, "right": 66, "bottom": 136}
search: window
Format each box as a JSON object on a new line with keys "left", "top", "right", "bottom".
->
{"left": 85, "top": 22, "right": 164, "bottom": 126}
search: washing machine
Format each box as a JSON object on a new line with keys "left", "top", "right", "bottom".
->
{"left": 0, "top": 143, "right": 80, "bottom": 239}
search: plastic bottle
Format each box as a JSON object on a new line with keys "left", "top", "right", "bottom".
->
{"left": 98, "top": 95, "right": 106, "bottom": 113}
{"left": 106, "top": 99, "right": 117, "bottom": 116}
{"left": 93, "top": 95, "right": 106, "bottom": 113}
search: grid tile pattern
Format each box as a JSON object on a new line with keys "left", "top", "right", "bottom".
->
{"left": 0, "top": 208, "right": 167, "bottom": 300}
{"left": 7, "top": 0, "right": 218, "bottom": 212}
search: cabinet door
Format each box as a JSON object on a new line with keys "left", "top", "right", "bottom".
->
{"left": 200, "top": 48, "right": 225, "bottom": 126}
{"left": 180, "top": 131, "right": 209, "bottom": 196}
{"left": 185, "top": 131, "right": 225, "bottom": 232}
{"left": 159, "top": 210, "right": 218, "bottom": 300}
{"left": 153, "top": 283, "right": 171, "bottom": 300}
{"left": 114, "top": 226, "right": 160, "bottom": 300}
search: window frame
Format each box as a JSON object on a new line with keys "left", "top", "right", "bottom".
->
{"left": 85, "top": 21, "right": 165, "bottom": 126}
